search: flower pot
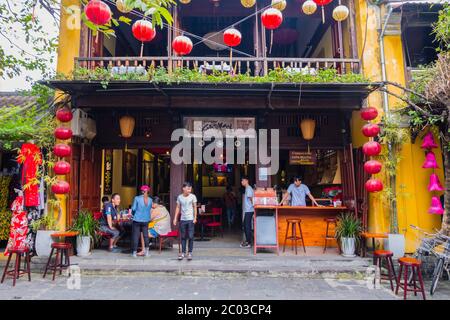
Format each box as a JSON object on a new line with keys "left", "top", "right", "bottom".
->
{"left": 35, "top": 230, "right": 56, "bottom": 257}
{"left": 340, "top": 237, "right": 356, "bottom": 257}
{"left": 76, "top": 235, "right": 91, "bottom": 257}
{"left": 383, "top": 233, "right": 405, "bottom": 258}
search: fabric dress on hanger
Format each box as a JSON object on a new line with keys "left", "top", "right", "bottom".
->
{"left": 4, "top": 195, "right": 28, "bottom": 256}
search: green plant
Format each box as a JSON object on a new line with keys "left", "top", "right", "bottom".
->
{"left": 70, "top": 209, "right": 99, "bottom": 239}
{"left": 30, "top": 214, "right": 58, "bottom": 232}
{"left": 0, "top": 211, "right": 12, "bottom": 241}
{"left": 335, "top": 213, "right": 362, "bottom": 242}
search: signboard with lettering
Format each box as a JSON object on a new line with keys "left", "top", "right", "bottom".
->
{"left": 184, "top": 117, "right": 256, "bottom": 138}
{"left": 103, "top": 149, "right": 113, "bottom": 195}
{"left": 289, "top": 151, "right": 317, "bottom": 165}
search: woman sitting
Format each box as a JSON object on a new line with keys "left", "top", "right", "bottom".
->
{"left": 139, "top": 196, "right": 171, "bottom": 249}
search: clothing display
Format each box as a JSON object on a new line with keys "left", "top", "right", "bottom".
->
{"left": 4, "top": 195, "right": 28, "bottom": 256}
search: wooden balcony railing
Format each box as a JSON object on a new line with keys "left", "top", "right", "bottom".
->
{"left": 75, "top": 56, "right": 362, "bottom": 77}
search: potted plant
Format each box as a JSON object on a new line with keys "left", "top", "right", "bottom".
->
{"left": 335, "top": 213, "right": 362, "bottom": 257}
{"left": 30, "top": 214, "right": 58, "bottom": 256}
{"left": 70, "top": 209, "right": 98, "bottom": 257}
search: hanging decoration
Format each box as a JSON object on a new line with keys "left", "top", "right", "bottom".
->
{"left": 56, "top": 107, "right": 73, "bottom": 123}
{"left": 116, "top": 0, "right": 133, "bottom": 13}
{"left": 302, "top": 0, "right": 317, "bottom": 15}
{"left": 172, "top": 35, "right": 193, "bottom": 56}
{"left": 179, "top": 0, "right": 191, "bottom": 3}
{"left": 54, "top": 127, "right": 73, "bottom": 140}
{"left": 51, "top": 180, "right": 70, "bottom": 195}
{"left": 203, "top": 32, "right": 227, "bottom": 51}
{"left": 224, "top": 28, "right": 242, "bottom": 71}
{"left": 271, "top": 0, "right": 287, "bottom": 11}
{"left": 119, "top": 115, "right": 135, "bottom": 138}
{"left": 132, "top": 20, "right": 156, "bottom": 57}
{"left": 261, "top": 8, "right": 283, "bottom": 30}
{"left": 422, "top": 151, "right": 439, "bottom": 169}
{"left": 421, "top": 131, "right": 438, "bottom": 149}
{"left": 360, "top": 106, "right": 378, "bottom": 121}
{"left": 84, "top": 0, "right": 112, "bottom": 26}
{"left": 364, "top": 160, "right": 382, "bottom": 175}
{"left": 17, "top": 143, "right": 42, "bottom": 207}
{"left": 362, "top": 141, "right": 381, "bottom": 157}
{"left": 241, "top": 0, "right": 256, "bottom": 8}
{"left": 54, "top": 161, "right": 71, "bottom": 176}
{"left": 365, "top": 178, "right": 383, "bottom": 193}
{"left": 53, "top": 144, "right": 71, "bottom": 158}
{"left": 428, "top": 173, "right": 444, "bottom": 192}
{"left": 313, "top": 0, "right": 333, "bottom": 23}
{"left": 362, "top": 123, "right": 380, "bottom": 137}
{"left": 332, "top": 5, "right": 349, "bottom": 22}
{"left": 429, "top": 196, "right": 445, "bottom": 215}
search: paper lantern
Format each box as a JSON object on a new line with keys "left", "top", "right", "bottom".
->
{"left": 84, "top": 0, "right": 112, "bottom": 25}
{"left": 132, "top": 20, "right": 156, "bottom": 42}
{"left": 362, "top": 123, "right": 380, "bottom": 137}
{"left": 179, "top": 0, "right": 191, "bottom": 4}
{"left": 428, "top": 173, "right": 444, "bottom": 192}
{"left": 52, "top": 180, "right": 70, "bottom": 195}
{"left": 365, "top": 179, "right": 383, "bottom": 193}
{"left": 314, "top": 0, "right": 333, "bottom": 23}
{"left": 172, "top": 35, "right": 193, "bottom": 56}
{"left": 203, "top": 32, "right": 227, "bottom": 51}
{"left": 421, "top": 132, "right": 438, "bottom": 149}
{"left": 364, "top": 160, "right": 382, "bottom": 174}
{"left": 56, "top": 107, "right": 73, "bottom": 123}
{"left": 116, "top": 0, "right": 133, "bottom": 13}
{"left": 54, "top": 127, "right": 73, "bottom": 140}
{"left": 429, "top": 196, "right": 444, "bottom": 215}
{"left": 422, "top": 151, "right": 439, "bottom": 169}
{"left": 332, "top": 5, "right": 349, "bottom": 21}
{"left": 272, "top": 0, "right": 287, "bottom": 11}
{"left": 54, "top": 161, "right": 71, "bottom": 175}
{"left": 53, "top": 144, "right": 71, "bottom": 158}
{"left": 119, "top": 115, "right": 135, "bottom": 138}
{"left": 261, "top": 8, "right": 283, "bottom": 30}
{"left": 223, "top": 28, "right": 242, "bottom": 47}
{"left": 363, "top": 141, "right": 381, "bottom": 156}
{"left": 241, "top": 0, "right": 256, "bottom": 8}
{"left": 361, "top": 107, "right": 378, "bottom": 121}
{"left": 300, "top": 119, "right": 316, "bottom": 140}
{"left": 302, "top": 0, "right": 317, "bottom": 15}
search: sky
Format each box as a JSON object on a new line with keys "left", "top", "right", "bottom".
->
{"left": 0, "top": 1, "right": 59, "bottom": 92}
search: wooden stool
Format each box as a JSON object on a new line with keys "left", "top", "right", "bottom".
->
{"left": 43, "top": 242, "right": 72, "bottom": 281}
{"left": 323, "top": 218, "right": 337, "bottom": 253}
{"left": 1, "top": 247, "right": 31, "bottom": 287}
{"left": 360, "top": 232, "right": 388, "bottom": 257}
{"left": 395, "top": 257, "right": 426, "bottom": 300}
{"left": 283, "top": 219, "right": 306, "bottom": 255}
{"left": 373, "top": 250, "right": 397, "bottom": 291}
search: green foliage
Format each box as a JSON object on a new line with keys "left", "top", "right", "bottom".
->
{"left": 335, "top": 213, "right": 362, "bottom": 241}
{"left": 432, "top": 2, "right": 450, "bottom": 52}
{"left": 30, "top": 214, "right": 58, "bottom": 232}
{"left": 0, "top": 211, "right": 12, "bottom": 241}
{"left": 70, "top": 209, "right": 99, "bottom": 238}
{"left": 0, "top": 176, "right": 12, "bottom": 211}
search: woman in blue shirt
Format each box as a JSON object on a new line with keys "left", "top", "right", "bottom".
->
{"left": 131, "top": 185, "right": 153, "bottom": 257}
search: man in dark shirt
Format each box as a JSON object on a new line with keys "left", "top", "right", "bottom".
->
{"left": 99, "top": 193, "right": 121, "bottom": 252}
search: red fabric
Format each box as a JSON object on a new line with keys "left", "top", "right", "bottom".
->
{"left": 4, "top": 196, "right": 28, "bottom": 256}
{"left": 17, "top": 143, "right": 42, "bottom": 207}
{"left": 211, "top": 208, "right": 222, "bottom": 214}
{"left": 161, "top": 230, "right": 179, "bottom": 238}
{"left": 206, "top": 222, "right": 221, "bottom": 227}
{"left": 93, "top": 211, "right": 103, "bottom": 220}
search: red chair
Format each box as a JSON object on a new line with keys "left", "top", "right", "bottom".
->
{"left": 206, "top": 208, "right": 223, "bottom": 238}
{"left": 158, "top": 230, "right": 181, "bottom": 253}
{"left": 93, "top": 211, "right": 112, "bottom": 247}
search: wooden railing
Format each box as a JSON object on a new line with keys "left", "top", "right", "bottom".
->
{"left": 75, "top": 56, "right": 362, "bottom": 76}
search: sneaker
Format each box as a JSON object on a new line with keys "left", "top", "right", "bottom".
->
{"left": 240, "top": 242, "right": 251, "bottom": 248}
{"left": 187, "top": 253, "right": 193, "bottom": 260}
{"left": 132, "top": 251, "right": 137, "bottom": 258}
{"left": 178, "top": 253, "right": 185, "bottom": 261}
{"left": 111, "top": 247, "right": 122, "bottom": 253}
{"left": 144, "top": 248, "right": 150, "bottom": 257}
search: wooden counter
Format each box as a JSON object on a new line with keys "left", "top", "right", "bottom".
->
{"left": 254, "top": 205, "right": 348, "bottom": 247}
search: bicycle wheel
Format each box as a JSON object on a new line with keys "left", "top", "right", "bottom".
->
{"left": 430, "top": 258, "right": 444, "bottom": 296}
{"left": 408, "top": 252, "right": 423, "bottom": 283}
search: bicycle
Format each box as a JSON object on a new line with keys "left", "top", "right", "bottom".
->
{"left": 409, "top": 225, "right": 450, "bottom": 295}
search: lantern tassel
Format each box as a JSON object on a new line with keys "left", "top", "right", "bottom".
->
{"left": 321, "top": 6, "right": 325, "bottom": 24}
{"left": 269, "top": 30, "right": 274, "bottom": 55}
{"left": 229, "top": 49, "right": 233, "bottom": 73}
{"left": 140, "top": 42, "right": 144, "bottom": 58}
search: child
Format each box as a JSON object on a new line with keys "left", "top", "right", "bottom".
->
{"left": 173, "top": 182, "right": 197, "bottom": 260}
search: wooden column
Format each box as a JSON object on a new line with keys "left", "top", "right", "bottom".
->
{"left": 169, "top": 112, "right": 183, "bottom": 219}
{"left": 255, "top": 112, "right": 271, "bottom": 188}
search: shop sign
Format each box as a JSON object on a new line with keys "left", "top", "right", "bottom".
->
{"left": 184, "top": 117, "right": 256, "bottom": 138}
{"left": 289, "top": 151, "right": 316, "bottom": 165}
{"left": 103, "top": 149, "right": 113, "bottom": 194}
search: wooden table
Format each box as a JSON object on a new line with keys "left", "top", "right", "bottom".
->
{"left": 51, "top": 231, "right": 79, "bottom": 256}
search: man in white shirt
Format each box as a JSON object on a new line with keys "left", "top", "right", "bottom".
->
{"left": 280, "top": 176, "right": 321, "bottom": 207}
{"left": 240, "top": 176, "right": 254, "bottom": 248}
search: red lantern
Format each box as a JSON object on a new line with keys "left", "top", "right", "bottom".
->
{"left": 172, "top": 36, "right": 193, "bottom": 56}
{"left": 364, "top": 160, "right": 382, "bottom": 174}
{"left": 223, "top": 28, "right": 242, "bottom": 47}
{"left": 56, "top": 108, "right": 73, "bottom": 123}
{"left": 53, "top": 144, "right": 71, "bottom": 158}
{"left": 363, "top": 141, "right": 381, "bottom": 156}
{"left": 84, "top": 0, "right": 112, "bottom": 26}
{"left": 54, "top": 127, "right": 73, "bottom": 140}
{"left": 362, "top": 123, "right": 380, "bottom": 137}
{"left": 51, "top": 180, "right": 70, "bottom": 195}
{"left": 261, "top": 8, "right": 283, "bottom": 30}
{"left": 361, "top": 107, "right": 378, "bottom": 121}
{"left": 54, "top": 161, "right": 71, "bottom": 175}
{"left": 365, "top": 179, "right": 383, "bottom": 193}
{"left": 132, "top": 20, "right": 156, "bottom": 42}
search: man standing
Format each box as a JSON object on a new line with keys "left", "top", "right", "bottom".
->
{"left": 99, "top": 193, "right": 121, "bottom": 253}
{"left": 240, "top": 176, "right": 254, "bottom": 248}
{"left": 173, "top": 182, "right": 197, "bottom": 261}
{"left": 280, "top": 176, "right": 321, "bottom": 207}
{"left": 131, "top": 185, "right": 153, "bottom": 257}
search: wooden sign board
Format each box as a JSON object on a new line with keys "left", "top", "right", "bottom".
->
{"left": 289, "top": 151, "right": 317, "bottom": 165}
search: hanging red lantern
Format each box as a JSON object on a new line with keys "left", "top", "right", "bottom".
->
{"left": 54, "top": 161, "right": 71, "bottom": 175}
{"left": 53, "top": 144, "right": 71, "bottom": 158}
{"left": 132, "top": 20, "right": 156, "bottom": 42}
{"left": 52, "top": 180, "right": 70, "bottom": 195}
{"left": 313, "top": 0, "right": 333, "bottom": 23}
{"left": 365, "top": 178, "right": 383, "bottom": 193}
{"left": 54, "top": 127, "right": 73, "bottom": 140}
{"left": 172, "top": 35, "right": 193, "bottom": 56}
{"left": 362, "top": 123, "right": 381, "bottom": 137}
{"left": 56, "top": 107, "right": 73, "bottom": 123}
{"left": 261, "top": 8, "right": 283, "bottom": 30}
{"left": 84, "top": 0, "right": 112, "bottom": 26}
{"left": 223, "top": 28, "right": 242, "bottom": 47}
{"left": 364, "top": 160, "right": 382, "bottom": 174}
{"left": 360, "top": 107, "right": 378, "bottom": 121}
{"left": 362, "top": 141, "right": 381, "bottom": 156}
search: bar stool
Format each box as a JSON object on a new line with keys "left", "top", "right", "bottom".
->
{"left": 283, "top": 219, "right": 306, "bottom": 255}
{"left": 323, "top": 218, "right": 337, "bottom": 253}
{"left": 1, "top": 246, "right": 31, "bottom": 287}
{"left": 395, "top": 257, "right": 426, "bottom": 300}
{"left": 43, "top": 242, "right": 72, "bottom": 281}
{"left": 373, "top": 250, "right": 397, "bottom": 291}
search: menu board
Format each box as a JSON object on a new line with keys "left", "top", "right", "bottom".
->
{"left": 289, "top": 150, "right": 317, "bottom": 165}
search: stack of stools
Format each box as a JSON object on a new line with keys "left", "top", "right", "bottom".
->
{"left": 395, "top": 257, "right": 426, "bottom": 300}
{"left": 1, "top": 246, "right": 31, "bottom": 286}
{"left": 43, "top": 242, "right": 73, "bottom": 281}
{"left": 373, "top": 250, "right": 397, "bottom": 291}
{"left": 283, "top": 219, "right": 306, "bottom": 255}
{"left": 323, "top": 218, "right": 337, "bottom": 253}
